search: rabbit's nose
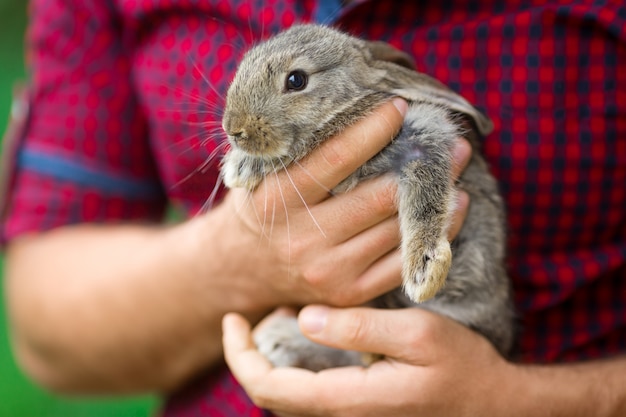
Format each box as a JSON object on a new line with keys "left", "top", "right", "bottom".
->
{"left": 223, "top": 114, "right": 244, "bottom": 137}
{"left": 229, "top": 130, "right": 247, "bottom": 142}
{"left": 222, "top": 112, "right": 244, "bottom": 136}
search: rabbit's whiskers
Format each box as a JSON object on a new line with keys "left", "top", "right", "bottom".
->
{"left": 279, "top": 159, "right": 326, "bottom": 238}
{"left": 270, "top": 162, "right": 292, "bottom": 280}
{"left": 292, "top": 160, "right": 334, "bottom": 196}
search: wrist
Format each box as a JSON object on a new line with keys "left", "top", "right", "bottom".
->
{"left": 173, "top": 200, "right": 275, "bottom": 319}
{"left": 500, "top": 359, "right": 624, "bottom": 417}
{"left": 464, "top": 357, "right": 569, "bottom": 417}
{"left": 508, "top": 364, "right": 579, "bottom": 417}
{"left": 471, "top": 358, "right": 529, "bottom": 417}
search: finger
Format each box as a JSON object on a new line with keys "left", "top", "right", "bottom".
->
{"left": 298, "top": 306, "right": 431, "bottom": 361}
{"left": 351, "top": 249, "right": 403, "bottom": 304}
{"left": 223, "top": 313, "right": 338, "bottom": 416}
{"left": 314, "top": 175, "right": 398, "bottom": 244}
{"left": 339, "top": 216, "right": 400, "bottom": 268}
{"left": 248, "top": 367, "right": 374, "bottom": 417}
{"left": 322, "top": 244, "right": 401, "bottom": 306}
{"left": 447, "top": 190, "right": 469, "bottom": 240}
{"left": 267, "top": 98, "right": 407, "bottom": 206}
{"left": 301, "top": 217, "right": 401, "bottom": 306}
{"left": 225, "top": 312, "right": 411, "bottom": 416}
{"left": 222, "top": 313, "right": 274, "bottom": 385}
{"left": 450, "top": 137, "right": 472, "bottom": 180}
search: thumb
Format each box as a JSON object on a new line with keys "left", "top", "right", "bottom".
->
{"left": 298, "top": 305, "right": 429, "bottom": 360}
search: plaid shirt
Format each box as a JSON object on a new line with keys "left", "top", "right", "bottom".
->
{"left": 1, "top": 0, "right": 625, "bottom": 416}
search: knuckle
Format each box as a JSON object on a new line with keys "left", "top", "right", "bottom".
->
{"left": 342, "top": 313, "right": 370, "bottom": 345}
{"left": 244, "top": 386, "right": 266, "bottom": 407}
{"left": 326, "top": 289, "right": 354, "bottom": 307}
{"left": 405, "top": 314, "right": 437, "bottom": 347}
{"left": 274, "top": 243, "right": 293, "bottom": 265}
{"left": 351, "top": 177, "right": 397, "bottom": 220}
{"left": 301, "top": 261, "right": 331, "bottom": 288}
{"left": 248, "top": 384, "right": 281, "bottom": 411}
{"left": 302, "top": 265, "right": 358, "bottom": 306}
{"left": 284, "top": 237, "right": 306, "bottom": 261}
{"left": 371, "top": 180, "right": 398, "bottom": 213}
{"left": 301, "top": 267, "right": 323, "bottom": 287}
{"left": 250, "top": 393, "right": 270, "bottom": 410}
{"left": 404, "top": 328, "right": 427, "bottom": 348}
{"left": 369, "top": 222, "right": 399, "bottom": 251}
{"left": 318, "top": 139, "right": 351, "bottom": 170}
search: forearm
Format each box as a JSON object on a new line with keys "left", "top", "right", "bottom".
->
{"left": 508, "top": 356, "right": 626, "bottom": 417}
{"left": 4, "top": 100, "right": 407, "bottom": 396}
{"left": 4, "top": 203, "right": 269, "bottom": 394}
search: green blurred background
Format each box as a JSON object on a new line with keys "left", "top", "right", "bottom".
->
{"left": 0, "top": 1, "right": 158, "bottom": 416}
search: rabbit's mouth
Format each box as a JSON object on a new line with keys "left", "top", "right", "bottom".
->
{"left": 223, "top": 110, "right": 291, "bottom": 158}
{"left": 221, "top": 146, "right": 295, "bottom": 191}
{"left": 226, "top": 121, "right": 302, "bottom": 163}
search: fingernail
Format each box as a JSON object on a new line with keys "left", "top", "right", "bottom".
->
{"left": 456, "top": 190, "right": 470, "bottom": 208}
{"left": 452, "top": 137, "right": 471, "bottom": 164}
{"left": 299, "top": 306, "right": 329, "bottom": 334}
{"left": 392, "top": 97, "right": 408, "bottom": 117}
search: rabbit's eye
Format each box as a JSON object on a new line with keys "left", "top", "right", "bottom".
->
{"left": 285, "top": 70, "right": 308, "bottom": 92}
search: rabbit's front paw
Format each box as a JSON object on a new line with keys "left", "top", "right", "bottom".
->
{"left": 403, "top": 238, "right": 451, "bottom": 303}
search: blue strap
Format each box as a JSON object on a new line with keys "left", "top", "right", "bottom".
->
{"left": 18, "top": 147, "right": 163, "bottom": 199}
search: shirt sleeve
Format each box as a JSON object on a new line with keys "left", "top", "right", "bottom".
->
{"left": 1, "top": 0, "right": 167, "bottom": 243}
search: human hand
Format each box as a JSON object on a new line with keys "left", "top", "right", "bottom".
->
{"left": 209, "top": 98, "right": 472, "bottom": 311}
{"left": 223, "top": 306, "right": 514, "bottom": 417}
{"left": 218, "top": 98, "right": 406, "bottom": 308}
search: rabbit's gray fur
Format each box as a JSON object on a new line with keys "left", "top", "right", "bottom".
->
{"left": 221, "top": 24, "right": 514, "bottom": 369}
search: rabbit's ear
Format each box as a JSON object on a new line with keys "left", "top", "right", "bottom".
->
{"left": 403, "top": 78, "right": 495, "bottom": 136}
{"left": 365, "top": 41, "right": 494, "bottom": 136}
{"left": 365, "top": 40, "right": 417, "bottom": 70}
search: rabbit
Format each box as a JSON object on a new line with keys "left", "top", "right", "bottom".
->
{"left": 220, "top": 24, "right": 514, "bottom": 370}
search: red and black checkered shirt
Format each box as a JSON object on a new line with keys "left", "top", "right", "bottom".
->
{"left": 2, "top": 0, "right": 625, "bottom": 416}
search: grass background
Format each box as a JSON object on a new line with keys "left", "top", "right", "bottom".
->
{"left": 0, "top": 1, "right": 158, "bottom": 415}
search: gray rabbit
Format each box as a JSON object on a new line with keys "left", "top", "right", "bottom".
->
{"left": 220, "top": 24, "right": 513, "bottom": 370}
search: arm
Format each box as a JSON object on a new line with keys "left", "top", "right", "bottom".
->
{"left": 223, "top": 306, "right": 626, "bottom": 417}
{"left": 4, "top": 99, "right": 409, "bottom": 394}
